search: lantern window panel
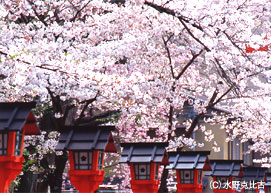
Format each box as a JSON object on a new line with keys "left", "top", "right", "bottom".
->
{"left": 74, "top": 151, "right": 93, "bottom": 170}
{"left": 98, "top": 151, "right": 103, "bottom": 170}
{"left": 179, "top": 170, "right": 194, "bottom": 184}
{"left": 14, "top": 131, "right": 23, "bottom": 156}
{"left": 216, "top": 176, "right": 230, "bottom": 189}
{"left": 0, "top": 132, "right": 8, "bottom": 156}
{"left": 134, "top": 163, "right": 151, "bottom": 180}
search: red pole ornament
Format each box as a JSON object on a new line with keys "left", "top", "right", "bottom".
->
{"left": 119, "top": 142, "right": 169, "bottom": 193}
{"left": 56, "top": 126, "right": 117, "bottom": 193}
{"left": 0, "top": 102, "right": 40, "bottom": 193}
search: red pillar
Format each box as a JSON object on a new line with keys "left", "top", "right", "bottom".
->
{"left": 0, "top": 131, "right": 25, "bottom": 193}
{"left": 69, "top": 151, "right": 105, "bottom": 193}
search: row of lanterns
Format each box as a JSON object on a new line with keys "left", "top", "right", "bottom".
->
{"left": 0, "top": 102, "right": 270, "bottom": 193}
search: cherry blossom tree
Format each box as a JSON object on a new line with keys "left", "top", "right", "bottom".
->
{"left": 1, "top": 0, "right": 271, "bottom": 192}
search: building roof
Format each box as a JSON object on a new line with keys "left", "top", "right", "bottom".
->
{"left": 56, "top": 126, "right": 117, "bottom": 152}
{"left": 205, "top": 160, "right": 243, "bottom": 177}
{"left": 119, "top": 142, "right": 168, "bottom": 164}
{"left": 0, "top": 102, "right": 40, "bottom": 135}
{"left": 242, "top": 166, "right": 267, "bottom": 182}
{"left": 166, "top": 151, "right": 211, "bottom": 171}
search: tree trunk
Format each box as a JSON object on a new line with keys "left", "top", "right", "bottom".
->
{"left": 158, "top": 167, "right": 169, "bottom": 193}
{"left": 48, "top": 152, "right": 68, "bottom": 193}
{"left": 16, "top": 171, "right": 38, "bottom": 193}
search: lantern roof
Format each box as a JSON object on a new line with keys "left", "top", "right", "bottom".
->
{"left": 0, "top": 102, "right": 40, "bottom": 135}
{"left": 166, "top": 151, "right": 211, "bottom": 171}
{"left": 119, "top": 142, "right": 168, "bottom": 164}
{"left": 242, "top": 166, "right": 267, "bottom": 182}
{"left": 56, "top": 125, "right": 117, "bottom": 152}
{"left": 205, "top": 160, "right": 243, "bottom": 177}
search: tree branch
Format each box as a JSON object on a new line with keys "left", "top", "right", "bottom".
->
{"left": 145, "top": 1, "right": 210, "bottom": 51}
{"left": 178, "top": 19, "right": 210, "bottom": 52}
{"left": 27, "top": 0, "right": 48, "bottom": 26}
{"left": 184, "top": 85, "right": 233, "bottom": 138}
{"left": 211, "top": 85, "right": 234, "bottom": 108}
{"left": 75, "top": 92, "right": 100, "bottom": 125}
{"left": 46, "top": 87, "right": 62, "bottom": 114}
{"left": 162, "top": 35, "right": 175, "bottom": 79}
{"left": 70, "top": 0, "right": 92, "bottom": 22}
{"left": 145, "top": 1, "right": 204, "bottom": 31}
{"left": 214, "top": 58, "right": 240, "bottom": 96}
{"left": 223, "top": 31, "right": 252, "bottom": 62}
{"left": 175, "top": 49, "right": 204, "bottom": 80}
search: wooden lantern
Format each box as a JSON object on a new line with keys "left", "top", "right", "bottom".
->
{"left": 167, "top": 151, "right": 211, "bottom": 193}
{"left": 208, "top": 160, "right": 243, "bottom": 193}
{"left": 56, "top": 126, "right": 117, "bottom": 193}
{"left": 119, "top": 142, "right": 168, "bottom": 193}
{"left": 0, "top": 102, "right": 40, "bottom": 193}
{"left": 241, "top": 166, "right": 267, "bottom": 193}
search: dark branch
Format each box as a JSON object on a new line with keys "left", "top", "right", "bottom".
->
{"left": 76, "top": 92, "right": 100, "bottom": 125}
{"left": 27, "top": 0, "right": 48, "bottom": 26}
{"left": 46, "top": 87, "right": 62, "bottom": 114}
{"left": 145, "top": 1, "right": 210, "bottom": 51}
{"left": 208, "top": 88, "right": 218, "bottom": 107}
{"left": 70, "top": 0, "right": 92, "bottom": 22}
{"left": 211, "top": 85, "right": 234, "bottom": 108}
{"left": 178, "top": 19, "right": 210, "bottom": 52}
{"left": 145, "top": 1, "right": 204, "bottom": 31}
{"left": 223, "top": 31, "right": 252, "bottom": 62}
{"left": 175, "top": 49, "right": 204, "bottom": 80}
{"left": 162, "top": 35, "right": 175, "bottom": 79}
{"left": 185, "top": 85, "right": 233, "bottom": 138}
{"left": 214, "top": 58, "right": 240, "bottom": 96}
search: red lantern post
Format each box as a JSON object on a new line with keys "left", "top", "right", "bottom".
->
{"left": 167, "top": 151, "right": 211, "bottom": 193}
{"left": 241, "top": 166, "right": 267, "bottom": 193}
{"left": 56, "top": 126, "right": 117, "bottom": 193}
{"left": 119, "top": 142, "right": 169, "bottom": 193}
{"left": 209, "top": 160, "right": 243, "bottom": 193}
{"left": 0, "top": 102, "right": 40, "bottom": 193}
